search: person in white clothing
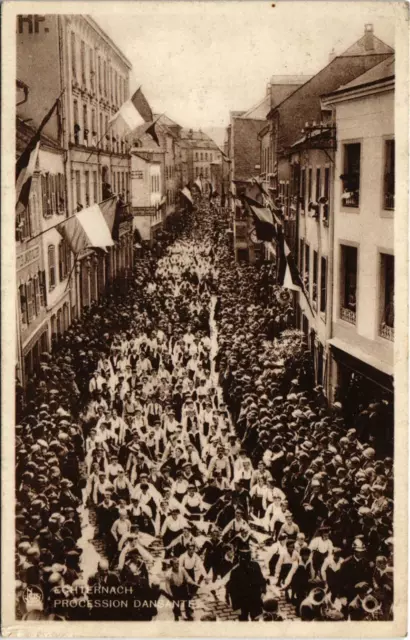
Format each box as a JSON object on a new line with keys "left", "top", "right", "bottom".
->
{"left": 309, "top": 527, "right": 334, "bottom": 578}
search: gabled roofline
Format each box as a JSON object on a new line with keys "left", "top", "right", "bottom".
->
{"left": 267, "top": 51, "right": 393, "bottom": 119}
{"left": 322, "top": 75, "right": 394, "bottom": 100}
{"left": 322, "top": 76, "right": 394, "bottom": 105}
{"left": 86, "top": 16, "right": 133, "bottom": 69}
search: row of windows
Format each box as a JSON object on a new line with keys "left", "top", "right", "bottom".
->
{"left": 299, "top": 240, "right": 327, "bottom": 314}
{"left": 299, "top": 166, "right": 331, "bottom": 219}
{"left": 70, "top": 32, "right": 128, "bottom": 107}
{"left": 73, "top": 168, "right": 128, "bottom": 209}
{"left": 47, "top": 240, "right": 71, "bottom": 291}
{"left": 19, "top": 271, "right": 46, "bottom": 326}
{"left": 41, "top": 173, "right": 66, "bottom": 217}
{"left": 299, "top": 240, "right": 394, "bottom": 339}
{"left": 72, "top": 98, "right": 127, "bottom": 153}
{"left": 195, "top": 152, "right": 213, "bottom": 162}
{"left": 165, "top": 165, "right": 175, "bottom": 180}
{"left": 17, "top": 174, "right": 66, "bottom": 243}
{"left": 340, "top": 139, "right": 394, "bottom": 210}
{"left": 195, "top": 166, "right": 209, "bottom": 179}
{"left": 262, "top": 146, "right": 274, "bottom": 175}
{"left": 338, "top": 246, "right": 394, "bottom": 339}
{"left": 151, "top": 174, "right": 160, "bottom": 193}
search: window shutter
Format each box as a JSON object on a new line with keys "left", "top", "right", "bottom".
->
{"left": 26, "top": 280, "right": 34, "bottom": 323}
{"left": 19, "top": 284, "right": 28, "bottom": 324}
{"left": 39, "top": 271, "right": 47, "bottom": 307}
{"left": 34, "top": 275, "right": 41, "bottom": 314}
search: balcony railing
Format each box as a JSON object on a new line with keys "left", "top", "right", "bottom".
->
{"left": 384, "top": 192, "right": 394, "bottom": 210}
{"left": 341, "top": 191, "right": 360, "bottom": 208}
{"left": 340, "top": 306, "right": 356, "bottom": 324}
{"left": 379, "top": 323, "right": 394, "bottom": 341}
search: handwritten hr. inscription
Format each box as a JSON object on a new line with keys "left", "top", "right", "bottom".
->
{"left": 18, "top": 15, "right": 49, "bottom": 35}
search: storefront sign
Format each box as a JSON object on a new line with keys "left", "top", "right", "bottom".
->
{"left": 131, "top": 170, "right": 144, "bottom": 179}
{"left": 132, "top": 207, "right": 156, "bottom": 216}
{"left": 17, "top": 245, "right": 40, "bottom": 271}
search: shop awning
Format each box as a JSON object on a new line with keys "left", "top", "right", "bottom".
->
{"left": 327, "top": 337, "right": 394, "bottom": 391}
{"left": 38, "top": 149, "right": 64, "bottom": 175}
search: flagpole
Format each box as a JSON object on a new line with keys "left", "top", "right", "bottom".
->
{"left": 64, "top": 255, "right": 79, "bottom": 292}
{"left": 27, "top": 195, "right": 118, "bottom": 243}
{"left": 16, "top": 85, "right": 66, "bottom": 164}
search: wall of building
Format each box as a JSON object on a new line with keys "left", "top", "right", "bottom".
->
{"left": 16, "top": 15, "right": 61, "bottom": 141}
{"left": 332, "top": 89, "right": 394, "bottom": 373}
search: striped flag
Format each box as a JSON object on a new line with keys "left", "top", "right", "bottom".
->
{"left": 58, "top": 202, "right": 115, "bottom": 254}
{"left": 99, "top": 195, "right": 121, "bottom": 242}
{"left": 110, "top": 87, "right": 159, "bottom": 146}
{"left": 277, "top": 229, "right": 302, "bottom": 291}
{"left": 16, "top": 97, "right": 59, "bottom": 215}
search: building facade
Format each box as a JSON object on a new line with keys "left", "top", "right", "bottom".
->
{"left": 16, "top": 14, "right": 134, "bottom": 386}
{"left": 263, "top": 25, "right": 393, "bottom": 391}
{"left": 323, "top": 56, "right": 394, "bottom": 428}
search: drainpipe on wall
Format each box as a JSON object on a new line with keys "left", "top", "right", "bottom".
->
{"left": 325, "top": 114, "right": 336, "bottom": 400}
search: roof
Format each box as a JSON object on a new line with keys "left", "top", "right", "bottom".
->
{"left": 16, "top": 116, "right": 62, "bottom": 156}
{"left": 88, "top": 17, "right": 132, "bottom": 69}
{"left": 269, "top": 74, "right": 312, "bottom": 85}
{"left": 154, "top": 114, "right": 181, "bottom": 129}
{"left": 241, "top": 95, "right": 270, "bottom": 120}
{"left": 333, "top": 55, "right": 395, "bottom": 92}
{"left": 180, "top": 128, "right": 220, "bottom": 150}
{"left": 268, "top": 29, "right": 393, "bottom": 152}
{"left": 339, "top": 31, "right": 394, "bottom": 58}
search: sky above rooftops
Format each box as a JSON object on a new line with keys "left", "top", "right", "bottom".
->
{"left": 95, "top": 2, "right": 396, "bottom": 131}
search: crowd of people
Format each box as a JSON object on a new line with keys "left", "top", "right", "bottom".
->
{"left": 15, "top": 196, "right": 394, "bottom": 623}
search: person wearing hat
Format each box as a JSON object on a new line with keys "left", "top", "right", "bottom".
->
{"left": 339, "top": 538, "right": 372, "bottom": 603}
{"left": 226, "top": 547, "right": 266, "bottom": 620}
{"left": 299, "top": 586, "right": 328, "bottom": 621}
{"left": 347, "top": 581, "right": 373, "bottom": 621}
{"left": 161, "top": 507, "right": 188, "bottom": 549}
{"left": 285, "top": 545, "right": 315, "bottom": 610}
{"left": 179, "top": 541, "right": 207, "bottom": 589}
{"left": 260, "top": 596, "right": 284, "bottom": 621}
{"left": 95, "top": 490, "right": 118, "bottom": 540}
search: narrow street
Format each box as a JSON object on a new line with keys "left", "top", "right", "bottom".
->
{"left": 71, "top": 200, "right": 296, "bottom": 620}
{"left": 13, "top": 8, "right": 397, "bottom": 627}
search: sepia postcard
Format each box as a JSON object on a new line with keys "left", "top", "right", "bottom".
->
{"left": 1, "top": 1, "right": 408, "bottom": 637}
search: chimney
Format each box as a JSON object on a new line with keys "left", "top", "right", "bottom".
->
{"left": 328, "top": 48, "right": 336, "bottom": 63}
{"left": 364, "top": 23, "right": 374, "bottom": 51}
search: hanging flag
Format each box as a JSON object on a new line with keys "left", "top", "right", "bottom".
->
{"left": 16, "top": 97, "right": 60, "bottom": 215}
{"left": 145, "top": 120, "right": 160, "bottom": 146}
{"left": 180, "top": 187, "right": 193, "bottom": 210}
{"left": 16, "top": 141, "right": 40, "bottom": 217}
{"left": 277, "top": 234, "right": 303, "bottom": 291}
{"left": 110, "top": 87, "right": 159, "bottom": 146}
{"left": 248, "top": 204, "right": 276, "bottom": 242}
{"left": 99, "top": 195, "right": 121, "bottom": 242}
{"left": 194, "top": 177, "right": 203, "bottom": 193}
{"left": 58, "top": 203, "right": 115, "bottom": 254}
{"left": 251, "top": 177, "right": 270, "bottom": 198}
{"left": 242, "top": 193, "right": 264, "bottom": 209}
